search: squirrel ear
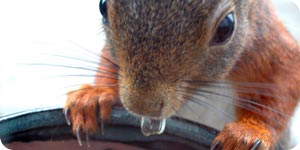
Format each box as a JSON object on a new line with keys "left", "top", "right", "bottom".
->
{"left": 99, "top": 0, "right": 108, "bottom": 22}
{"left": 210, "top": 12, "right": 235, "bottom": 45}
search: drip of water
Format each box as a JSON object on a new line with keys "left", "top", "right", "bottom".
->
{"left": 141, "top": 117, "right": 166, "bottom": 136}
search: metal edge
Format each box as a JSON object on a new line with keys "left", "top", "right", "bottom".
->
{"left": 0, "top": 107, "right": 217, "bottom": 148}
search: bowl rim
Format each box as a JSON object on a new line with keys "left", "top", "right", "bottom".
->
{"left": 0, "top": 107, "right": 218, "bottom": 149}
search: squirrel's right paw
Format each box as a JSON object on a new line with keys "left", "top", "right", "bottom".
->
{"left": 64, "top": 84, "right": 118, "bottom": 142}
{"left": 211, "top": 122, "right": 274, "bottom": 150}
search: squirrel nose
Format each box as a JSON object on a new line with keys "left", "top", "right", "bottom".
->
{"left": 121, "top": 89, "right": 166, "bottom": 118}
{"left": 127, "top": 98, "right": 164, "bottom": 117}
{"left": 119, "top": 77, "right": 173, "bottom": 118}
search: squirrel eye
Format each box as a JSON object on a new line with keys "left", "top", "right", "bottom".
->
{"left": 210, "top": 12, "right": 235, "bottom": 45}
{"left": 99, "top": 0, "right": 108, "bottom": 21}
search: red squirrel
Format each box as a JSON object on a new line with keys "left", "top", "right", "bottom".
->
{"left": 64, "top": 0, "right": 300, "bottom": 149}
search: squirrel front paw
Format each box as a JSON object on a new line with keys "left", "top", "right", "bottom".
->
{"left": 64, "top": 84, "right": 118, "bottom": 140}
{"left": 211, "top": 121, "right": 274, "bottom": 150}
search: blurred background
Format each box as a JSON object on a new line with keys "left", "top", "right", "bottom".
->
{"left": 0, "top": 0, "right": 105, "bottom": 116}
{"left": 0, "top": 0, "right": 299, "bottom": 133}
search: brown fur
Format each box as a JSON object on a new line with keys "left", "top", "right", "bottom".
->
{"left": 65, "top": 47, "right": 118, "bottom": 133}
{"left": 65, "top": 0, "right": 300, "bottom": 149}
{"left": 218, "top": 1, "right": 300, "bottom": 149}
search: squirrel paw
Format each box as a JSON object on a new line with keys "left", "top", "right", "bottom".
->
{"left": 64, "top": 84, "right": 117, "bottom": 143}
{"left": 211, "top": 122, "right": 274, "bottom": 150}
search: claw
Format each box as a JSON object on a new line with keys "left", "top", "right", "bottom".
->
{"left": 76, "top": 127, "right": 83, "bottom": 146}
{"left": 86, "top": 134, "right": 91, "bottom": 148}
{"left": 63, "top": 108, "right": 71, "bottom": 126}
{"left": 101, "top": 121, "right": 105, "bottom": 135}
{"left": 210, "top": 142, "right": 222, "bottom": 150}
{"left": 250, "top": 140, "right": 262, "bottom": 150}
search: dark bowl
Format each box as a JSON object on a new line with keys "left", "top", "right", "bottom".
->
{"left": 0, "top": 107, "right": 218, "bottom": 150}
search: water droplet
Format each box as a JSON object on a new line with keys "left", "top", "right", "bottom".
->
{"left": 141, "top": 117, "right": 166, "bottom": 136}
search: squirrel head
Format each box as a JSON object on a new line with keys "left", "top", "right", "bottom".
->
{"left": 101, "top": 0, "right": 250, "bottom": 119}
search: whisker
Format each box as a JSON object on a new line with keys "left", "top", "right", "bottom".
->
{"left": 181, "top": 80, "right": 276, "bottom": 90}
{"left": 68, "top": 41, "right": 103, "bottom": 59}
{"left": 66, "top": 84, "right": 124, "bottom": 95}
{"left": 169, "top": 98, "right": 186, "bottom": 119}
{"left": 42, "top": 54, "right": 122, "bottom": 77}
{"left": 61, "top": 82, "right": 118, "bottom": 90}
{"left": 178, "top": 86, "right": 288, "bottom": 117}
{"left": 48, "top": 74, "right": 119, "bottom": 80}
{"left": 178, "top": 90, "right": 265, "bottom": 117}
{"left": 173, "top": 73, "right": 187, "bottom": 82}
{"left": 25, "top": 63, "right": 119, "bottom": 77}
{"left": 180, "top": 94, "right": 235, "bottom": 120}
{"left": 174, "top": 97, "right": 228, "bottom": 121}
{"left": 70, "top": 42, "right": 120, "bottom": 70}
{"left": 45, "top": 54, "right": 99, "bottom": 66}
{"left": 60, "top": 84, "right": 125, "bottom": 107}
{"left": 99, "top": 54, "right": 120, "bottom": 70}
{"left": 187, "top": 83, "right": 285, "bottom": 101}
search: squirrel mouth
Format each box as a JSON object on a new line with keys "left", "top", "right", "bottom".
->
{"left": 140, "top": 116, "right": 166, "bottom": 136}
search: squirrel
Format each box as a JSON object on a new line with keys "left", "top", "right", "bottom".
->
{"left": 64, "top": 0, "right": 300, "bottom": 149}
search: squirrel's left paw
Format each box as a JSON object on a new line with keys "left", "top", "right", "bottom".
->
{"left": 211, "top": 122, "right": 274, "bottom": 150}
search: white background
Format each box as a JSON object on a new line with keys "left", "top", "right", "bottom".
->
{"left": 0, "top": 0, "right": 105, "bottom": 115}
{"left": 0, "top": 0, "right": 298, "bottom": 116}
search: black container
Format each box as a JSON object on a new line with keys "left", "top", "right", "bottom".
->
{"left": 0, "top": 107, "right": 218, "bottom": 150}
